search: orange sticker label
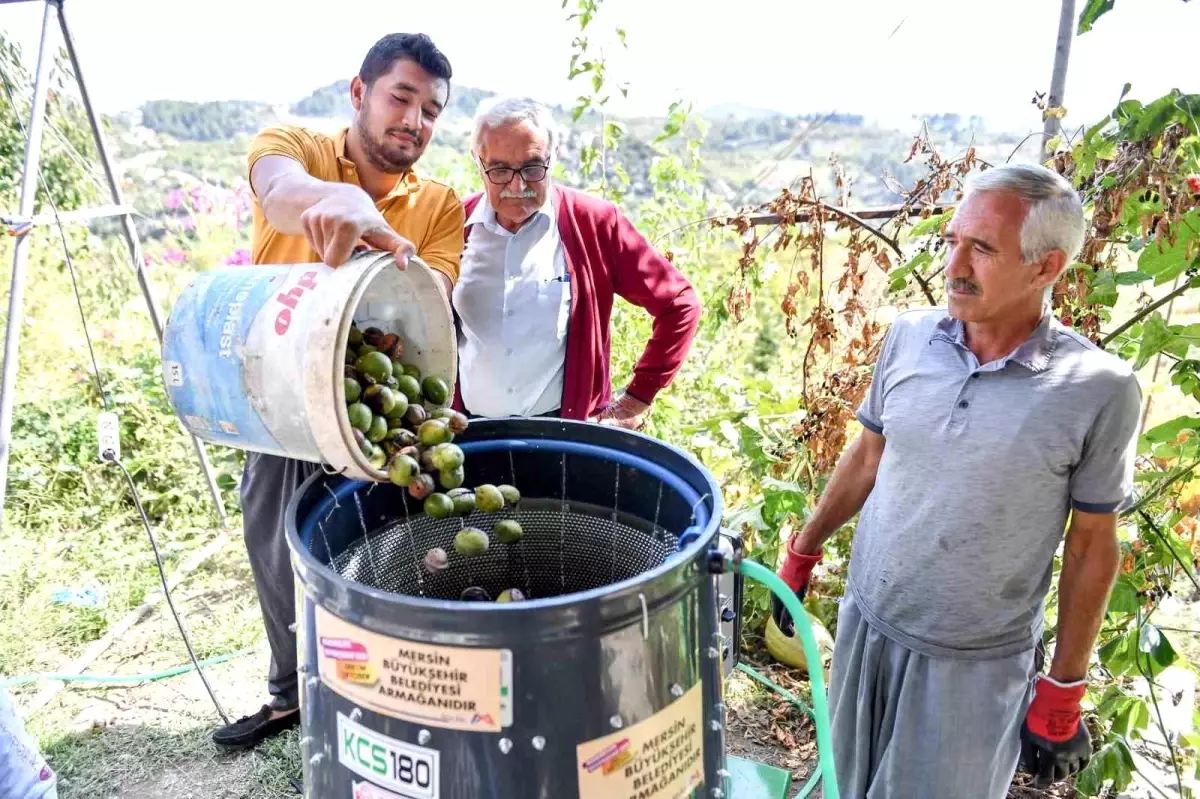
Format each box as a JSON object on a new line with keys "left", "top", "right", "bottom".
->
{"left": 576, "top": 682, "right": 705, "bottom": 799}
{"left": 314, "top": 605, "right": 512, "bottom": 732}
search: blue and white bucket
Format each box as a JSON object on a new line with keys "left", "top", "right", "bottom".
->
{"left": 160, "top": 251, "right": 457, "bottom": 481}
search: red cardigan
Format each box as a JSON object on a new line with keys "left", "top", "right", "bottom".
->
{"left": 450, "top": 185, "right": 701, "bottom": 421}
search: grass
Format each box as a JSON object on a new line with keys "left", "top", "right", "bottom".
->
{"left": 16, "top": 541, "right": 302, "bottom": 799}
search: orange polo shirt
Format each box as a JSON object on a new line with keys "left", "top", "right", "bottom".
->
{"left": 246, "top": 125, "right": 464, "bottom": 284}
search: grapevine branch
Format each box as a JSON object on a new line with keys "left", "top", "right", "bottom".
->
{"left": 748, "top": 202, "right": 942, "bottom": 306}
{"left": 653, "top": 202, "right": 951, "bottom": 249}
{"left": 1100, "top": 274, "right": 1197, "bottom": 348}
{"left": 745, "top": 202, "right": 951, "bottom": 228}
{"left": 1137, "top": 510, "right": 1200, "bottom": 593}
{"left": 1124, "top": 459, "right": 1200, "bottom": 517}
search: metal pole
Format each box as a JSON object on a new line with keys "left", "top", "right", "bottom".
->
{"left": 1042, "top": 0, "right": 1076, "bottom": 162}
{"left": 54, "top": 0, "right": 229, "bottom": 527}
{"left": 0, "top": 0, "right": 56, "bottom": 527}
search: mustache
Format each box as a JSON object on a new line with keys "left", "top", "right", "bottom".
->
{"left": 500, "top": 188, "right": 537, "bottom": 200}
{"left": 386, "top": 127, "right": 423, "bottom": 146}
{"left": 946, "top": 278, "right": 980, "bottom": 295}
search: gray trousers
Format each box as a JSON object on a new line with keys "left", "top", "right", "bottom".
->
{"left": 240, "top": 451, "right": 320, "bottom": 710}
{"left": 828, "top": 591, "right": 1038, "bottom": 799}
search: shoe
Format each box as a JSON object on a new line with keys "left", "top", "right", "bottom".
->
{"left": 212, "top": 704, "right": 299, "bottom": 748}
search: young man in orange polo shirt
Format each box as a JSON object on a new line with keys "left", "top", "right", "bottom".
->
{"left": 213, "top": 32, "right": 464, "bottom": 749}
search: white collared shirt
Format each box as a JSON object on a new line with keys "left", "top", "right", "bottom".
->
{"left": 452, "top": 192, "right": 571, "bottom": 417}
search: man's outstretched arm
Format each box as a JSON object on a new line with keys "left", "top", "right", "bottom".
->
{"left": 790, "top": 428, "right": 885, "bottom": 555}
{"left": 250, "top": 155, "right": 445, "bottom": 291}
{"left": 770, "top": 427, "right": 884, "bottom": 635}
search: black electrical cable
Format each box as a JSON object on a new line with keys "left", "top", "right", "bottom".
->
{"left": 105, "top": 454, "right": 230, "bottom": 725}
{"left": 0, "top": 60, "right": 230, "bottom": 727}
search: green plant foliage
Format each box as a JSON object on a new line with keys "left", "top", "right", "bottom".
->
{"left": 139, "top": 100, "right": 274, "bottom": 142}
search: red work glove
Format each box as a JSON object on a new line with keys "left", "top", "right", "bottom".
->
{"left": 1020, "top": 675, "right": 1092, "bottom": 787}
{"left": 770, "top": 539, "right": 822, "bottom": 637}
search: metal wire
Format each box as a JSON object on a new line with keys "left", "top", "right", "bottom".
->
{"left": 105, "top": 453, "right": 230, "bottom": 724}
{"left": 328, "top": 499, "right": 676, "bottom": 599}
{"left": 0, "top": 55, "right": 230, "bottom": 728}
{"left": 0, "top": 59, "right": 108, "bottom": 410}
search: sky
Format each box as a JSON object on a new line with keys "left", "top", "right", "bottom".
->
{"left": 1, "top": 0, "right": 1196, "bottom": 136}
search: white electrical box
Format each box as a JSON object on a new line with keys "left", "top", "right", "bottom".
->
{"left": 97, "top": 411, "right": 120, "bottom": 461}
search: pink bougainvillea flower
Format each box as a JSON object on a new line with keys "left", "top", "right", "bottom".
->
{"left": 224, "top": 248, "right": 252, "bottom": 266}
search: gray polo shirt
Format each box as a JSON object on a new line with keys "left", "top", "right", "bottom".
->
{"left": 847, "top": 308, "right": 1141, "bottom": 660}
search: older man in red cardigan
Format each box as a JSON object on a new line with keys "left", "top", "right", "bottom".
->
{"left": 449, "top": 96, "right": 700, "bottom": 427}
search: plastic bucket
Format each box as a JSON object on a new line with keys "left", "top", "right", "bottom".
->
{"left": 160, "top": 251, "right": 456, "bottom": 481}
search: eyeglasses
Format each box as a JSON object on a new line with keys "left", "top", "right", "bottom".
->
{"left": 480, "top": 162, "right": 550, "bottom": 185}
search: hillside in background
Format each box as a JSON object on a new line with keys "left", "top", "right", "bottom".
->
{"left": 289, "top": 80, "right": 501, "bottom": 121}
{"left": 115, "top": 80, "right": 1031, "bottom": 209}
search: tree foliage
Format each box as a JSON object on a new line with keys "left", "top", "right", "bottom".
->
{"left": 567, "top": 2, "right": 1199, "bottom": 794}
{"left": 289, "top": 79, "right": 498, "bottom": 120}
{"left": 0, "top": 35, "right": 101, "bottom": 213}
{"left": 139, "top": 99, "right": 273, "bottom": 141}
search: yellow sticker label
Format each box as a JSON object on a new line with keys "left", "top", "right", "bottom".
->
{"left": 576, "top": 682, "right": 705, "bottom": 799}
{"left": 314, "top": 605, "right": 511, "bottom": 732}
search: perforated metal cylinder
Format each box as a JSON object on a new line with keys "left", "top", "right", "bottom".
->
{"left": 286, "top": 418, "right": 726, "bottom": 799}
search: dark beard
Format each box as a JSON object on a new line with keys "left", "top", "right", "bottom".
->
{"left": 354, "top": 113, "right": 421, "bottom": 173}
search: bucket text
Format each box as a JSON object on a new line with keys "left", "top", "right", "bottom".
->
{"left": 274, "top": 271, "right": 319, "bottom": 335}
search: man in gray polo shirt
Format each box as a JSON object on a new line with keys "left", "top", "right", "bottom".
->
{"left": 772, "top": 163, "right": 1141, "bottom": 797}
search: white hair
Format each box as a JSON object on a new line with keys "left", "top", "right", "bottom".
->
{"left": 470, "top": 95, "right": 561, "bottom": 163}
{"left": 962, "top": 163, "right": 1087, "bottom": 265}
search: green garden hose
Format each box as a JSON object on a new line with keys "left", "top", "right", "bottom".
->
{"left": 0, "top": 647, "right": 257, "bottom": 689}
{"left": 737, "top": 559, "right": 840, "bottom": 799}
{"left": 734, "top": 663, "right": 823, "bottom": 799}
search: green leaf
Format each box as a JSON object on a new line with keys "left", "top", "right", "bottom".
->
{"left": 1142, "top": 414, "right": 1200, "bottom": 443}
{"left": 1076, "top": 738, "right": 1135, "bottom": 794}
{"left": 909, "top": 211, "right": 952, "bottom": 237}
{"left": 1097, "top": 686, "right": 1152, "bottom": 738}
{"left": 1086, "top": 271, "right": 1119, "bottom": 306}
{"left": 571, "top": 96, "right": 592, "bottom": 122}
{"left": 1114, "top": 270, "right": 1151, "bottom": 285}
{"left": 1099, "top": 631, "right": 1135, "bottom": 675}
{"left": 1137, "top": 623, "right": 1178, "bottom": 677}
{"left": 887, "top": 251, "right": 933, "bottom": 293}
{"left": 1077, "top": 0, "right": 1115, "bottom": 34}
{"left": 1177, "top": 323, "right": 1200, "bottom": 351}
{"left": 1107, "top": 576, "right": 1140, "bottom": 615}
{"left": 1133, "top": 89, "right": 1191, "bottom": 140}
{"left": 726, "top": 502, "right": 766, "bottom": 533}
{"left": 616, "top": 27, "right": 627, "bottom": 47}
{"left": 1134, "top": 312, "right": 1175, "bottom": 369}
